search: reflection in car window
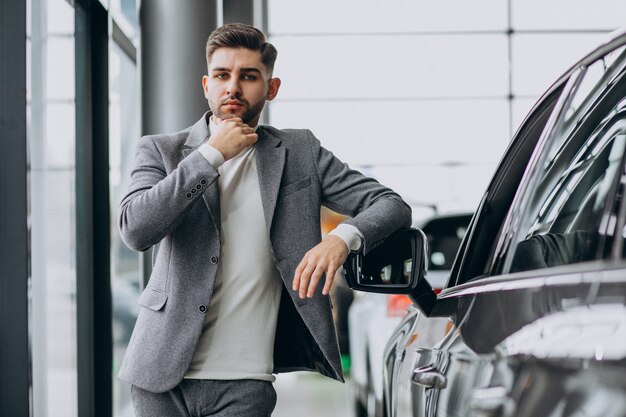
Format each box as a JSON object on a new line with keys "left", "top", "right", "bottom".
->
{"left": 505, "top": 49, "right": 626, "bottom": 273}
{"left": 544, "top": 47, "right": 626, "bottom": 176}
{"left": 422, "top": 215, "right": 470, "bottom": 271}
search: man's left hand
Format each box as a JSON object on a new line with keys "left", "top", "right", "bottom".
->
{"left": 292, "top": 235, "right": 350, "bottom": 299}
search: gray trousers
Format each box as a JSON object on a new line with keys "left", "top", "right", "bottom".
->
{"left": 131, "top": 379, "right": 277, "bottom": 417}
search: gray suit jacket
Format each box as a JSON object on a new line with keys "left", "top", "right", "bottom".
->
{"left": 118, "top": 113, "right": 411, "bottom": 393}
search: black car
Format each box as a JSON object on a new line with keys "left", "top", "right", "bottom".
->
{"left": 345, "top": 28, "right": 626, "bottom": 417}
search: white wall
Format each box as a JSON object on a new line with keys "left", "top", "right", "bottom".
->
{"left": 267, "top": 0, "right": 626, "bottom": 220}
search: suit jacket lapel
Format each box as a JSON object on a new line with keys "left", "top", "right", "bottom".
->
{"left": 255, "top": 126, "right": 285, "bottom": 232}
{"left": 181, "top": 112, "right": 221, "bottom": 233}
{"left": 182, "top": 112, "right": 211, "bottom": 154}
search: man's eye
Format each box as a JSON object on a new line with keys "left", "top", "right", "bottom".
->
{"left": 242, "top": 74, "right": 257, "bottom": 80}
{"left": 215, "top": 73, "right": 228, "bottom": 80}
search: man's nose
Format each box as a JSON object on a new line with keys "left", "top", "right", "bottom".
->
{"left": 226, "top": 79, "right": 242, "bottom": 96}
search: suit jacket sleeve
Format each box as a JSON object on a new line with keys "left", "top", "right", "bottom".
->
{"left": 306, "top": 130, "right": 412, "bottom": 254}
{"left": 118, "top": 135, "right": 219, "bottom": 252}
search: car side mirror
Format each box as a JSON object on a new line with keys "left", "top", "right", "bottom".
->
{"left": 343, "top": 228, "right": 437, "bottom": 314}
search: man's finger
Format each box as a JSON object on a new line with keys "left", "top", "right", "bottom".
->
{"left": 293, "top": 258, "right": 307, "bottom": 291}
{"left": 322, "top": 265, "right": 338, "bottom": 295}
{"left": 245, "top": 133, "right": 259, "bottom": 144}
{"left": 306, "top": 265, "right": 325, "bottom": 298}
{"left": 298, "top": 262, "right": 316, "bottom": 298}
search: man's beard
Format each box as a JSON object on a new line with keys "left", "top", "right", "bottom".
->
{"left": 212, "top": 98, "right": 266, "bottom": 125}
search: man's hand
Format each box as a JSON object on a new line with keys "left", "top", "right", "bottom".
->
{"left": 292, "top": 235, "right": 350, "bottom": 299}
{"left": 208, "top": 117, "right": 258, "bottom": 160}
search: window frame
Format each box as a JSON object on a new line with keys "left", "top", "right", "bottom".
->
{"left": 449, "top": 80, "right": 569, "bottom": 287}
{"left": 0, "top": 0, "right": 29, "bottom": 415}
{"left": 74, "top": 1, "right": 112, "bottom": 416}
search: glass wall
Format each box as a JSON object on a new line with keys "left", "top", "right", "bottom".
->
{"left": 110, "top": 38, "right": 141, "bottom": 417}
{"left": 28, "top": 0, "right": 78, "bottom": 415}
{"left": 27, "top": 0, "right": 140, "bottom": 415}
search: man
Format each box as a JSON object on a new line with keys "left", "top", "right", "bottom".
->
{"left": 118, "top": 23, "right": 411, "bottom": 416}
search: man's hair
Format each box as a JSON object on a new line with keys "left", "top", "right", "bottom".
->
{"left": 205, "top": 23, "right": 278, "bottom": 75}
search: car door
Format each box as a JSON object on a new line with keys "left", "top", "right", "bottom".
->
{"left": 391, "top": 35, "right": 626, "bottom": 417}
{"left": 387, "top": 69, "right": 570, "bottom": 417}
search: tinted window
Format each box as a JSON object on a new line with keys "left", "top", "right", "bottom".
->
{"left": 503, "top": 47, "right": 626, "bottom": 273}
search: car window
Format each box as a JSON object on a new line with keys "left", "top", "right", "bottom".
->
{"left": 451, "top": 83, "right": 567, "bottom": 286}
{"left": 499, "top": 46, "right": 626, "bottom": 274}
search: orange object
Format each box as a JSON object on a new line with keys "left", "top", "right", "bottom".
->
{"left": 386, "top": 295, "right": 412, "bottom": 317}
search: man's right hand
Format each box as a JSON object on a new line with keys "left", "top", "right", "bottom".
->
{"left": 208, "top": 117, "right": 258, "bottom": 160}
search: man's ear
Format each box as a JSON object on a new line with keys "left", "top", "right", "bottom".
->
{"left": 266, "top": 77, "right": 281, "bottom": 101}
{"left": 202, "top": 75, "right": 209, "bottom": 98}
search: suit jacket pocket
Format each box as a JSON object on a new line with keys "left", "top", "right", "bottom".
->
{"left": 138, "top": 287, "right": 168, "bottom": 311}
{"left": 280, "top": 176, "right": 311, "bottom": 196}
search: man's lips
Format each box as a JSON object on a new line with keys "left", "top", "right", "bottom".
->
{"left": 222, "top": 100, "right": 244, "bottom": 107}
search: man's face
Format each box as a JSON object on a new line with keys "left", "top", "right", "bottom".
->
{"left": 202, "top": 47, "right": 280, "bottom": 127}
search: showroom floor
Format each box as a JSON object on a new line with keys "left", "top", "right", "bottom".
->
{"left": 274, "top": 372, "right": 354, "bottom": 417}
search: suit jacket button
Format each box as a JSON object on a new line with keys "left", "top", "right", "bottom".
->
{"left": 198, "top": 305, "right": 207, "bottom": 313}
{"left": 191, "top": 188, "right": 197, "bottom": 194}
{"left": 211, "top": 256, "right": 218, "bottom": 264}
{"left": 196, "top": 184, "right": 202, "bottom": 190}
{"left": 186, "top": 193, "right": 192, "bottom": 199}
{"left": 201, "top": 179, "right": 207, "bottom": 185}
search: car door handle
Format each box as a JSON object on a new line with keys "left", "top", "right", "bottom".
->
{"left": 411, "top": 365, "right": 447, "bottom": 389}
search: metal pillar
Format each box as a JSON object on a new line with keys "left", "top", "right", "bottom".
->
{"left": 223, "top": 0, "right": 268, "bottom": 30}
{"left": 223, "top": 0, "right": 253, "bottom": 24}
{"left": 140, "top": 0, "right": 218, "bottom": 135}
